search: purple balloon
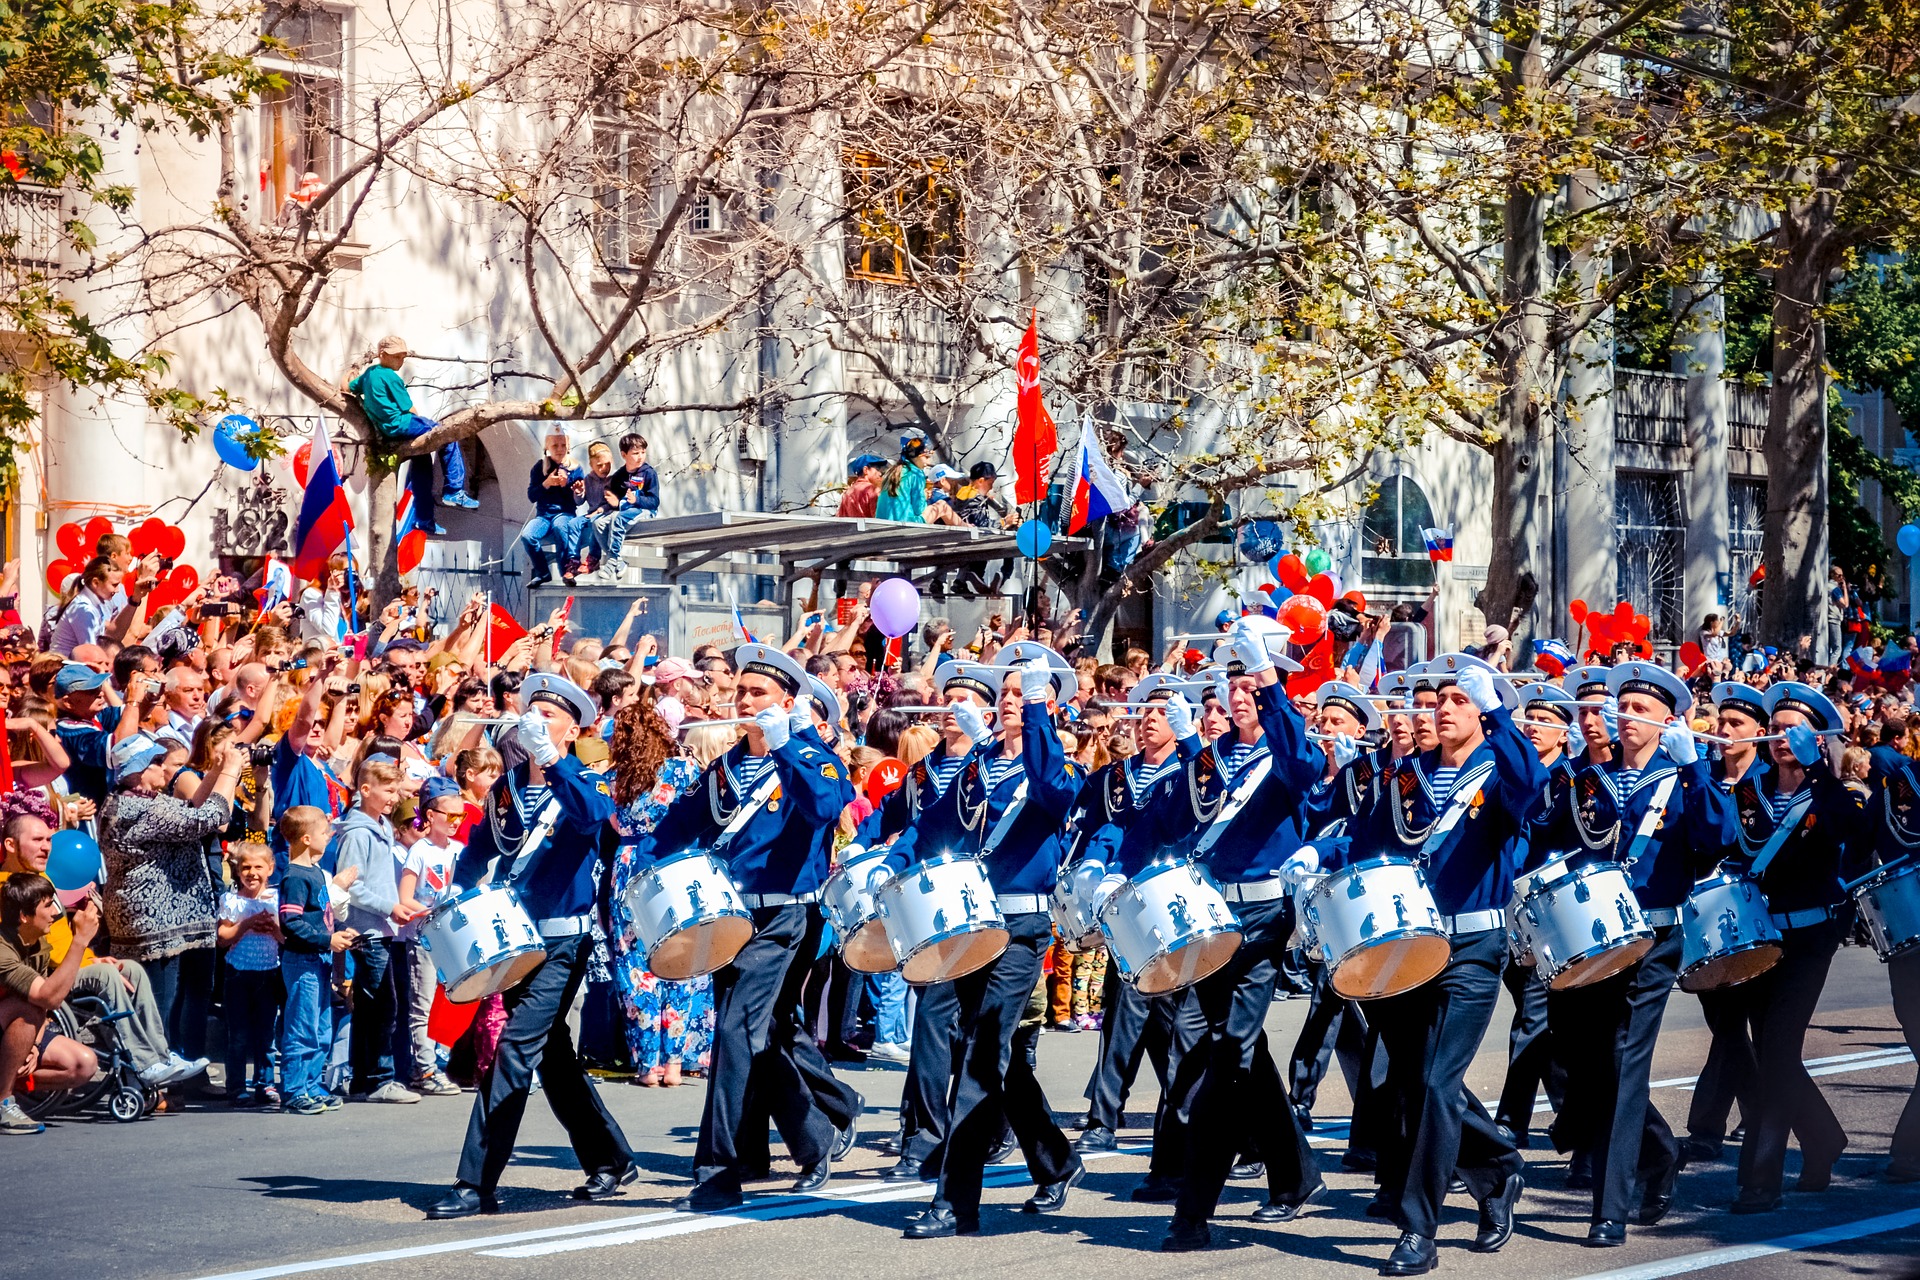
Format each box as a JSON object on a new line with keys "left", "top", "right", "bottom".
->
{"left": 869, "top": 577, "right": 921, "bottom": 638}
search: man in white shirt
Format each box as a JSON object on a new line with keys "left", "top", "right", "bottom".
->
{"left": 165, "top": 668, "right": 209, "bottom": 742}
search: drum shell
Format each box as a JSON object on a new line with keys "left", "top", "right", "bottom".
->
{"left": 1050, "top": 877, "right": 1102, "bottom": 953}
{"left": 422, "top": 885, "right": 547, "bottom": 1004}
{"left": 1098, "top": 860, "right": 1242, "bottom": 997}
{"left": 1511, "top": 860, "right": 1654, "bottom": 990}
{"left": 822, "top": 846, "right": 897, "bottom": 974}
{"left": 876, "top": 854, "right": 1008, "bottom": 986}
{"left": 1303, "top": 857, "right": 1450, "bottom": 1001}
{"left": 620, "top": 850, "right": 755, "bottom": 981}
{"left": 1855, "top": 861, "right": 1920, "bottom": 961}
{"left": 1679, "top": 872, "right": 1782, "bottom": 991}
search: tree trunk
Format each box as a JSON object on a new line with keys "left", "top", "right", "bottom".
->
{"left": 1759, "top": 223, "right": 1833, "bottom": 657}
{"left": 363, "top": 462, "right": 402, "bottom": 623}
{"left": 1483, "top": 182, "right": 1554, "bottom": 648}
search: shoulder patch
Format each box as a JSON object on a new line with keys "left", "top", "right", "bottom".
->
{"left": 594, "top": 778, "right": 611, "bottom": 795}
{"left": 821, "top": 762, "right": 840, "bottom": 780}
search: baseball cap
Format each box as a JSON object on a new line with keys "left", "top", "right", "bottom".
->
{"left": 652, "top": 656, "right": 705, "bottom": 686}
{"left": 968, "top": 461, "right": 997, "bottom": 481}
{"left": 55, "top": 663, "right": 111, "bottom": 696}
{"left": 928, "top": 464, "right": 963, "bottom": 483}
{"left": 848, "top": 453, "right": 886, "bottom": 478}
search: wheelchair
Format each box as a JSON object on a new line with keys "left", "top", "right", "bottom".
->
{"left": 17, "top": 994, "right": 160, "bottom": 1123}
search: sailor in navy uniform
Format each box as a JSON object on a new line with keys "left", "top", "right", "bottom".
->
{"left": 1494, "top": 682, "right": 1578, "bottom": 1146}
{"left": 428, "top": 674, "right": 631, "bottom": 1220}
{"left": 1722, "top": 682, "right": 1869, "bottom": 1213}
{"left": 880, "top": 661, "right": 1003, "bottom": 1186}
{"left": 881, "top": 644, "right": 1084, "bottom": 1238}
{"left": 1312, "top": 652, "right": 1543, "bottom": 1276}
{"left": 1068, "top": 673, "right": 1209, "bottom": 1158}
{"left": 1543, "top": 663, "right": 1735, "bottom": 1245}
{"left": 631, "top": 643, "right": 857, "bottom": 1213}
{"left": 1117, "top": 617, "right": 1323, "bottom": 1252}
{"left": 1685, "top": 681, "right": 1773, "bottom": 1164}
{"left": 1563, "top": 664, "right": 1618, "bottom": 770}
{"left": 1863, "top": 705, "right": 1920, "bottom": 1183}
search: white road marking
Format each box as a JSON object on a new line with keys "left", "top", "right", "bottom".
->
{"left": 1565, "top": 1206, "right": 1920, "bottom": 1280}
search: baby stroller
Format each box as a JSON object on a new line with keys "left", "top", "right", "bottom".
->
{"left": 17, "top": 994, "right": 161, "bottom": 1123}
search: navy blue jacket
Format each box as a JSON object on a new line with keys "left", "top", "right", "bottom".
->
{"left": 1544, "top": 750, "right": 1735, "bottom": 908}
{"left": 452, "top": 756, "right": 618, "bottom": 919}
{"left": 1865, "top": 747, "right": 1920, "bottom": 869}
{"left": 1088, "top": 735, "right": 1207, "bottom": 877}
{"left": 527, "top": 460, "right": 584, "bottom": 516}
{"left": 1190, "top": 683, "right": 1322, "bottom": 884}
{"left": 1724, "top": 760, "right": 1870, "bottom": 916}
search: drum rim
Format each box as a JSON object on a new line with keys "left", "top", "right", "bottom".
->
{"left": 1114, "top": 923, "right": 1244, "bottom": 983}
{"left": 1307, "top": 856, "right": 1430, "bottom": 907}
{"left": 428, "top": 882, "right": 523, "bottom": 921}
{"left": 1517, "top": 857, "right": 1635, "bottom": 898}
{"left": 649, "top": 847, "right": 738, "bottom": 872}
{"left": 440, "top": 941, "right": 548, "bottom": 996}
{"left": 617, "top": 877, "right": 754, "bottom": 918}
{"left": 1534, "top": 928, "right": 1656, "bottom": 979}
{"left": 1688, "top": 870, "right": 1763, "bottom": 893}
{"left": 1679, "top": 936, "right": 1781, "bottom": 977}
{"left": 1128, "top": 857, "right": 1218, "bottom": 889}
{"left": 827, "top": 900, "right": 883, "bottom": 935}
{"left": 1323, "top": 925, "right": 1449, "bottom": 967}
{"left": 1855, "top": 860, "right": 1920, "bottom": 897}
{"left": 892, "top": 916, "right": 1010, "bottom": 965}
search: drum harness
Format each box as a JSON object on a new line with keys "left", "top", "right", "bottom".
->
{"left": 1192, "top": 750, "right": 1269, "bottom": 901}
{"left": 490, "top": 787, "right": 569, "bottom": 935}
{"left": 1880, "top": 761, "right": 1920, "bottom": 851}
{"left": 1562, "top": 767, "right": 1680, "bottom": 927}
{"left": 1387, "top": 759, "right": 1499, "bottom": 933}
{"left": 707, "top": 765, "right": 790, "bottom": 906}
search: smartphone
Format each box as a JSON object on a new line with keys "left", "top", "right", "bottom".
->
{"left": 803, "top": 612, "right": 823, "bottom": 628}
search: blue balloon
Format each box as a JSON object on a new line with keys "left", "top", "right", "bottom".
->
{"left": 213, "top": 413, "right": 260, "bottom": 470}
{"left": 1239, "top": 519, "right": 1284, "bottom": 562}
{"left": 1015, "top": 518, "right": 1054, "bottom": 558}
{"left": 1899, "top": 523, "right": 1920, "bottom": 557}
{"left": 46, "top": 829, "right": 104, "bottom": 892}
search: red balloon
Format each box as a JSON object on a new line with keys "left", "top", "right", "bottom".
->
{"left": 1613, "top": 600, "right": 1634, "bottom": 623}
{"left": 1568, "top": 599, "right": 1589, "bottom": 624}
{"left": 129, "top": 517, "right": 165, "bottom": 558}
{"left": 1635, "top": 639, "right": 1654, "bottom": 659}
{"left": 1678, "top": 641, "right": 1706, "bottom": 673}
{"left": 157, "top": 525, "right": 186, "bottom": 561}
{"left": 82, "top": 516, "right": 113, "bottom": 555}
{"left": 44, "top": 558, "right": 80, "bottom": 592}
{"left": 1307, "top": 573, "right": 1338, "bottom": 607}
{"left": 1276, "top": 554, "right": 1310, "bottom": 593}
{"left": 864, "top": 756, "right": 907, "bottom": 808}
{"left": 1629, "top": 612, "right": 1652, "bottom": 641}
{"left": 293, "top": 440, "right": 313, "bottom": 487}
{"left": 54, "top": 522, "right": 87, "bottom": 561}
{"left": 1280, "top": 593, "right": 1328, "bottom": 643}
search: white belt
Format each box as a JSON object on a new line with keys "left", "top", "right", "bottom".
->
{"left": 1642, "top": 908, "right": 1680, "bottom": 929}
{"left": 1770, "top": 906, "right": 1836, "bottom": 930}
{"left": 741, "top": 891, "right": 819, "bottom": 908}
{"left": 1221, "top": 879, "right": 1290, "bottom": 904}
{"left": 997, "top": 894, "right": 1046, "bottom": 915}
{"left": 536, "top": 914, "right": 591, "bottom": 938}
{"left": 1442, "top": 909, "right": 1505, "bottom": 935}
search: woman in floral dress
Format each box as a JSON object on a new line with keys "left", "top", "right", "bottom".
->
{"left": 607, "top": 691, "right": 716, "bottom": 1084}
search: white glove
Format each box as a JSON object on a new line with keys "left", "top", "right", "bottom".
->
{"left": 788, "top": 696, "right": 814, "bottom": 737}
{"left": 1094, "top": 871, "right": 1128, "bottom": 910}
{"left": 1456, "top": 665, "right": 1500, "bottom": 713}
{"left": 1601, "top": 695, "right": 1620, "bottom": 739}
{"left": 1212, "top": 673, "right": 1230, "bottom": 705}
{"left": 1070, "top": 859, "right": 1108, "bottom": 906}
{"left": 953, "top": 700, "right": 993, "bottom": 747}
{"left": 1331, "top": 732, "right": 1362, "bottom": 769}
{"left": 1019, "top": 657, "right": 1053, "bottom": 704}
{"left": 516, "top": 710, "right": 562, "bottom": 768}
{"left": 1786, "top": 723, "right": 1821, "bottom": 767}
{"left": 1279, "top": 844, "right": 1321, "bottom": 887}
{"left": 753, "top": 705, "right": 791, "bottom": 752}
{"left": 1232, "top": 628, "right": 1274, "bottom": 675}
{"left": 1659, "top": 719, "right": 1698, "bottom": 766}
{"left": 1164, "top": 692, "right": 1197, "bottom": 742}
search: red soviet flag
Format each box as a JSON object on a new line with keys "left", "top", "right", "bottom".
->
{"left": 484, "top": 602, "right": 529, "bottom": 663}
{"left": 1010, "top": 309, "right": 1056, "bottom": 505}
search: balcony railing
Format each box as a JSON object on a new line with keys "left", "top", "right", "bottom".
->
{"left": 843, "top": 279, "right": 964, "bottom": 384}
{"left": 1613, "top": 367, "right": 1687, "bottom": 447}
{"left": 0, "top": 185, "right": 63, "bottom": 283}
{"left": 1729, "top": 382, "right": 1769, "bottom": 452}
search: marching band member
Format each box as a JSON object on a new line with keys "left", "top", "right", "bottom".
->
{"left": 1563, "top": 665, "right": 1617, "bottom": 769}
{"left": 429, "top": 674, "right": 631, "bottom": 1219}
{"left": 1495, "top": 681, "right": 1576, "bottom": 1146}
{"left": 1723, "top": 682, "right": 1869, "bottom": 1212}
{"left": 881, "top": 646, "right": 1085, "bottom": 1238}
{"left": 1071, "top": 674, "right": 1208, "bottom": 1158}
{"left": 633, "top": 644, "right": 856, "bottom": 1213}
{"left": 882, "top": 662, "right": 1002, "bottom": 1186}
{"left": 1545, "top": 663, "right": 1735, "bottom": 1246}
{"left": 1685, "top": 682, "right": 1772, "bottom": 1165}
{"left": 1122, "top": 617, "right": 1324, "bottom": 1252}
{"left": 1318, "top": 652, "right": 1543, "bottom": 1276}
{"left": 1862, "top": 707, "right": 1920, "bottom": 1184}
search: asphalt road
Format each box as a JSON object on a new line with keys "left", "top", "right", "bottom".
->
{"left": 14, "top": 946, "right": 1920, "bottom": 1280}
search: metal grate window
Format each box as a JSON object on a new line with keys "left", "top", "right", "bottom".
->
{"left": 1361, "top": 474, "right": 1438, "bottom": 591}
{"left": 1616, "top": 471, "right": 1686, "bottom": 643}
{"left": 1729, "top": 478, "right": 1766, "bottom": 617}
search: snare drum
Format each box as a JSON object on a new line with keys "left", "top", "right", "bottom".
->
{"left": 1287, "top": 873, "right": 1327, "bottom": 961}
{"left": 1098, "top": 861, "right": 1242, "bottom": 996}
{"left": 1302, "top": 857, "right": 1450, "bottom": 1000}
{"left": 1050, "top": 863, "right": 1104, "bottom": 954}
{"left": 876, "top": 854, "right": 1008, "bottom": 985}
{"left": 620, "top": 850, "right": 755, "bottom": 981}
{"left": 1855, "top": 860, "right": 1920, "bottom": 961}
{"left": 421, "top": 885, "right": 547, "bottom": 1003}
{"left": 1512, "top": 860, "right": 1654, "bottom": 990}
{"left": 821, "top": 845, "right": 897, "bottom": 974}
{"left": 1679, "top": 872, "right": 1782, "bottom": 991}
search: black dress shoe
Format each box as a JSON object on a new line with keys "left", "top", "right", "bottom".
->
{"left": 1639, "top": 1163, "right": 1678, "bottom": 1225}
{"left": 1679, "top": 1136, "right": 1723, "bottom": 1167}
{"left": 1567, "top": 1150, "right": 1595, "bottom": 1190}
{"left": 1798, "top": 1140, "right": 1845, "bottom": 1192}
{"left": 1587, "top": 1220, "right": 1627, "bottom": 1247}
{"left": 1230, "top": 1159, "right": 1266, "bottom": 1180}
{"left": 1343, "top": 1148, "right": 1379, "bottom": 1173}
{"left": 672, "top": 1184, "right": 744, "bottom": 1213}
{"left": 425, "top": 1183, "right": 498, "bottom": 1219}
{"left": 834, "top": 1093, "right": 865, "bottom": 1161}
{"left": 1730, "top": 1124, "right": 1746, "bottom": 1142}
{"left": 987, "top": 1129, "right": 1018, "bottom": 1165}
{"left": 1251, "top": 1180, "right": 1325, "bottom": 1223}
{"left": 1448, "top": 1176, "right": 1469, "bottom": 1195}
{"left": 1495, "top": 1122, "right": 1523, "bottom": 1149}
{"left": 1471, "top": 1171, "right": 1524, "bottom": 1253}
{"left": 1888, "top": 1160, "right": 1920, "bottom": 1184}
{"left": 903, "top": 1206, "right": 978, "bottom": 1239}
{"left": 572, "top": 1164, "right": 639, "bottom": 1201}
{"left": 1074, "top": 1125, "right": 1118, "bottom": 1154}
{"left": 1023, "top": 1159, "right": 1084, "bottom": 1213}
{"left": 1380, "top": 1232, "right": 1438, "bottom": 1276}
{"left": 791, "top": 1158, "right": 832, "bottom": 1195}
{"left": 1293, "top": 1104, "right": 1314, "bottom": 1132}
{"left": 1161, "top": 1216, "right": 1212, "bottom": 1252}
{"left": 1130, "top": 1176, "right": 1182, "bottom": 1203}
{"left": 1730, "top": 1188, "right": 1783, "bottom": 1214}
{"left": 1365, "top": 1196, "right": 1398, "bottom": 1221}
{"left": 882, "top": 1157, "right": 928, "bottom": 1184}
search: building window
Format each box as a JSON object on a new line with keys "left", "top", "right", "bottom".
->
{"left": 844, "top": 151, "right": 962, "bottom": 283}
{"left": 592, "top": 122, "right": 658, "bottom": 268}
{"left": 1729, "top": 478, "right": 1766, "bottom": 614}
{"left": 1616, "top": 471, "right": 1686, "bottom": 645}
{"left": 1360, "top": 474, "right": 1438, "bottom": 591}
{"left": 258, "top": 2, "right": 346, "bottom": 232}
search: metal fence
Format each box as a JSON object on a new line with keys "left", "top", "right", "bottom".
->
{"left": 1613, "top": 367, "right": 1688, "bottom": 447}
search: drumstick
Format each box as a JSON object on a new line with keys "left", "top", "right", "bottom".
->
{"left": 886, "top": 704, "right": 998, "bottom": 716}
{"left": 1615, "top": 710, "right": 1791, "bottom": 746}
{"left": 1842, "top": 861, "right": 1909, "bottom": 893}
{"left": 675, "top": 717, "right": 754, "bottom": 731}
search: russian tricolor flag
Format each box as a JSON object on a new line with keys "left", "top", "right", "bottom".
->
{"left": 1422, "top": 526, "right": 1454, "bottom": 562}
{"left": 395, "top": 488, "right": 427, "bottom": 576}
{"left": 1067, "top": 415, "right": 1130, "bottom": 536}
{"left": 1849, "top": 645, "right": 1881, "bottom": 685}
{"left": 254, "top": 555, "right": 293, "bottom": 613}
{"left": 1533, "top": 637, "right": 1574, "bottom": 678}
{"left": 732, "top": 605, "right": 758, "bottom": 644}
{"left": 292, "top": 418, "right": 353, "bottom": 580}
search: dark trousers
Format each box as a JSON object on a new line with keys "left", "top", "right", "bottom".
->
{"left": 224, "top": 966, "right": 284, "bottom": 1094}
{"left": 1166, "top": 896, "right": 1318, "bottom": 1220}
{"left": 1891, "top": 951, "right": 1920, "bottom": 1171}
{"left": 1738, "top": 919, "right": 1847, "bottom": 1196}
{"left": 456, "top": 933, "right": 633, "bottom": 1190}
{"left": 901, "top": 979, "right": 963, "bottom": 1166}
{"left": 1553, "top": 927, "right": 1682, "bottom": 1222}
{"left": 801, "top": 952, "right": 862, "bottom": 1051}
{"left": 694, "top": 905, "right": 838, "bottom": 1192}
{"left": 1376, "top": 928, "right": 1523, "bottom": 1237}
{"left": 1497, "top": 958, "right": 1564, "bottom": 1132}
{"left": 1084, "top": 972, "right": 1169, "bottom": 1132}
{"left": 931, "top": 912, "right": 1074, "bottom": 1218}
{"left": 147, "top": 945, "right": 216, "bottom": 1062}
{"left": 349, "top": 937, "right": 410, "bottom": 1092}
{"left": 1143, "top": 987, "right": 1208, "bottom": 1182}
{"left": 737, "top": 909, "right": 862, "bottom": 1173}
{"left": 1289, "top": 958, "right": 1369, "bottom": 1116}
{"left": 1688, "top": 985, "right": 1756, "bottom": 1143}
